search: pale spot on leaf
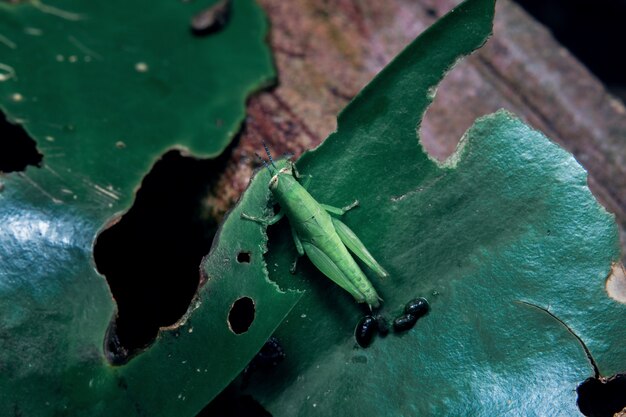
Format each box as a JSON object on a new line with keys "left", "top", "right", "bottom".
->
{"left": 606, "top": 263, "right": 626, "bottom": 304}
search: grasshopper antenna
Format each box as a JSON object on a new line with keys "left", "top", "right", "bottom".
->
{"left": 262, "top": 141, "right": 278, "bottom": 170}
{"left": 255, "top": 152, "right": 276, "bottom": 175}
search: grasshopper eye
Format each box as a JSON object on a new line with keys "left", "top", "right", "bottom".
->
{"left": 269, "top": 175, "right": 279, "bottom": 190}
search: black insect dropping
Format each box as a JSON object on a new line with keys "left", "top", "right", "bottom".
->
{"left": 393, "top": 313, "right": 419, "bottom": 332}
{"left": 190, "top": 0, "right": 231, "bottom": 36}
{"left": 374, "top": 314, "right": 390, "bottom": 337}
{"left": 355, "top": 315, "right": 378, "bottom": 348}
{"left": 404, "top": 297, "right": 429, "bottom": 318}
{"left": 392, "top": 298, "right": 430, "bottom": 333}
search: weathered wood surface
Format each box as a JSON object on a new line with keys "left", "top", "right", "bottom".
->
{"left": 210, "top": 0, "right": 626, "bottom": 264}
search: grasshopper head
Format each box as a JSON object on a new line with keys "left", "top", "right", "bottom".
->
{"left": 257, "top": 143, "right": 295, "bottom": 191}
{"left": 269, "top": 162, "right": 295, "bottom": 191}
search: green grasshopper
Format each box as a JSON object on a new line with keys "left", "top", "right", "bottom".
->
{"left": 241, "top": 146, "right": 388, "bottom": 309}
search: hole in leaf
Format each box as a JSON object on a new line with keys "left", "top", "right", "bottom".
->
{"left": 190, "top": 0, "right": 232, "bottom": 36}
{"left": 418, "top": 47, "right": 501, "bottom": 163}
{"left": 577, "top": 374, "right": 626, "bottom": 417}
{"left": 0, "top": 111, "right": 43, "bottom": 173}
{"left": 228, "top": 297, "right": 255, "bottom": 334}
{"left": 237, "top": 251, "right": 251, "bottom": 263}
{"left": 94, "top": 149, "right": 230, "bottom": 364}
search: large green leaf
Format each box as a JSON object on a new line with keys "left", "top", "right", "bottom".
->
{"left": 221, "top": 0, "right": 625, "bottom": 414}
{"left": 0, "top": 0, "right": 273, "bottom": 195}
{"left": 0, "top": 0, "right": 302, "bottom": 415}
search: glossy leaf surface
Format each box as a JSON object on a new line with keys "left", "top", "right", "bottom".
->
{"left": 229, "top": 0, "right": 626, "bottom": 414}
{"left": 0, "top": 0, "right": 301, "bottom": 415}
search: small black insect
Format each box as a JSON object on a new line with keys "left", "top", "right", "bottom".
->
{"left": 355, "top": 315, "right": 377, "bottom": 348}
{"left": 374, "top": 314, "right": 390, "bottom": 337}
{"left": 393, "top": 313, "right": 419, "bottom": 332}
{"left": 404, "top": 297, "right": 429, "bottom": 318}
{"left": 241, "top": 336, "right": 285, "bottom": 387}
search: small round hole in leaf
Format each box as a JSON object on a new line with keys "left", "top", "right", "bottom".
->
{"left": 228, "top": 297, "right": 255, "bottom": 334}
{"left": 237, "top": 251, "right": 251, "bottom": 263}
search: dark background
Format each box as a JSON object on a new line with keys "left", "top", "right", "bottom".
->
{"left": 515, "top": 0, "right": 626, "bottom": 102}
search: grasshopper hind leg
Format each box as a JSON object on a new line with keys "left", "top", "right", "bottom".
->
{"left": 331, "top": 217, "right": 389, "bottom": 280}
{"left": 301, "top": 242, "right": 367, "bottom": 304}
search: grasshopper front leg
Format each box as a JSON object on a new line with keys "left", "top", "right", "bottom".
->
{"left": 290, "top": 226, "right": 304, "bottom": 274}
{"left": 240, "top": 210, "right": 284, "bottom": 226}
{"left": 242, "top": 209, "right": 304, "bottom": 273}
{"left": 321, "top": 200, "right": 359, "bottom": 216}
